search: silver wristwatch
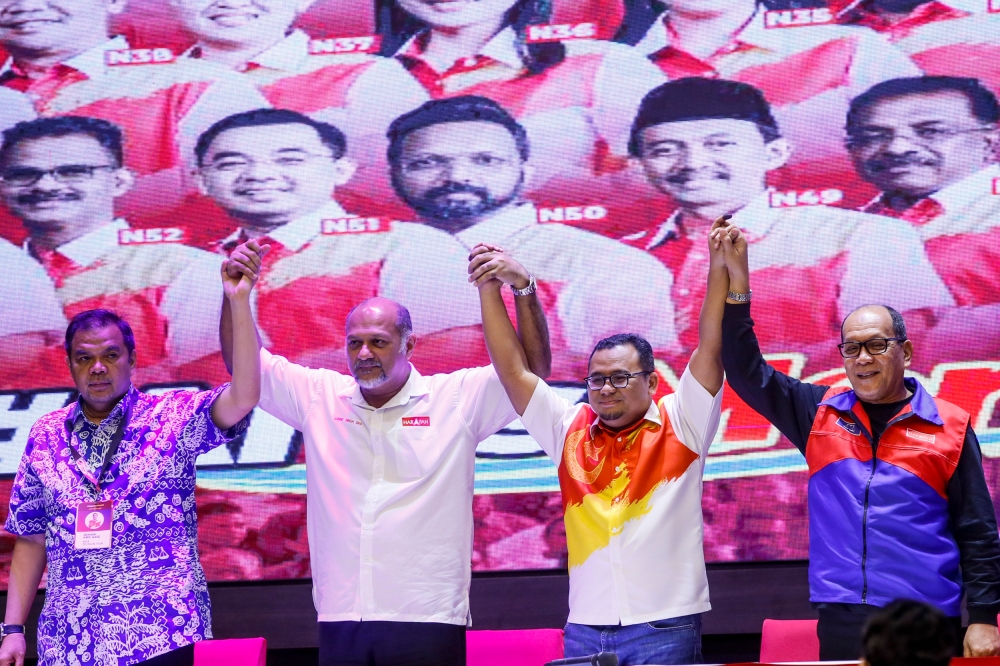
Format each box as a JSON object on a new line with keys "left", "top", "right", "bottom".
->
{"left": 511, "top": 275, "right": 537, "bottom": 297}
{"left": 727, "top": 290, "right": 752, "bottom": 303}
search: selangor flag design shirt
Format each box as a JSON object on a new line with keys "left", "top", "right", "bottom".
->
{"left": 520, "top": 367, "right": 723, "bottom": 625}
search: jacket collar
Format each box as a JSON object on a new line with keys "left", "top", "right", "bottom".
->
{"left": 819, "top": 376, "right": 942, "bottom": 426}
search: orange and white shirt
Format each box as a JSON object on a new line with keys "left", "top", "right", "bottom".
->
{"left": 380, "top": 203, "right": 679, "bottom": 380}
{"left": 26, "top": 218, "right": 224, "bottom": 382}
{"left": 861, "top": 164, "right": 1000, "bottom": 308}
{"left": 634, "top": 11, "right": 920, "bottom": 205}
{"left": 393, "top": 27, "right": 667, "bottom": 208}
{"left": 0, "top": 37, "right": 270, "bottom": 224}
{"left": 520, "top": 366, "right": 722, "bottom": 625}
{"left": 186, "top": 30, "right": 430, "bottom": 207}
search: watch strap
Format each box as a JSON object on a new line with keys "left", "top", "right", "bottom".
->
{"left": 1, "top": 624, "right": 25, "bottom": 638}
{"left": 511, "top": 275, "right": 537, "bottom": 297}
{"left": 727, "top": 290, "right": 752, "bottom": 303}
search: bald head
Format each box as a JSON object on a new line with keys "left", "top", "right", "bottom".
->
{"left": 345, "top": 298, "right": 416, "bottom": 406}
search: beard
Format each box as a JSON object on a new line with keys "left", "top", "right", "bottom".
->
{"left": 397, "top": 175, "right": 523, "bottom": 227}
{"left": 595, "top": 407, "right": 626, "bottom": 423}
{"left": 353, "top": 360, "right": 389, "bottom": 389}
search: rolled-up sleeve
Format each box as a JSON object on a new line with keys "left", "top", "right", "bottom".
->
{"left": 663, "top": 366, "right": 723, "bottom": 458}
{"left": 259, "top": 348, "right": 318, "bottom": 431}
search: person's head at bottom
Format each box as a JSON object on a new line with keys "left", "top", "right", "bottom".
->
{"left": 861, "top": 600, "right": 956, "bottom": 666}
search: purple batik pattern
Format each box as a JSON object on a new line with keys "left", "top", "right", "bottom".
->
{"left": 4, "top": 385, "right": 247, "bottom": 666}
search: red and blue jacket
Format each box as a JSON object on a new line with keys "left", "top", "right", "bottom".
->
{"left": 722, "top": 303, "right": 1000, "bottom": 623}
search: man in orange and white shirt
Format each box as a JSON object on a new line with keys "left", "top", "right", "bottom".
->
{"left": 385, "top": 95, "right": 679, "bottom": 381}
{"left": 624, "top": 78, "right": 952, "bottom": 373}
{"left": 0, "top": 0, "right": 268, "bottom": 224}
{"left": 0, "top": 116, "right": 222, "bottom": 387}
{"left": 620, "top": 0, "right": 920, "bottom": 206}
{"left": 846, "top": 75, "right": 1000, "bottom": 362}
{"left": 473, "top": 214, "right": 733, "bottom": 664}
{"left": 832, "top": 0, "right": 1000, "bottom": 95}
{"left": 172, "top": 0, "right": 429, "bottom": 209}
{"left": 381, "top": 0, "right": 667, "bottom": 209}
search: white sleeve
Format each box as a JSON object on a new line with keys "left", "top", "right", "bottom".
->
{"left": 519, "top": 378, "right": 581, "bottom": 463}
{"left": 847, "top": 30, "right": 921, "bottom": 98}
{"left": 259, "top": 348, "right": 318, "bottom": 431}
{"left": 458, "top": 366, "right": 518, "bottom": 442}
{"left": 663, "top": 365, "right": 723, "bottom": 458}
{"left": 0, "top": 88, "right": 35, "bottom": 134}
{"left": 0, "top": 242, "right": 65, "bottom": 337}
{"left": 590, "top": 42, "right": 668, "bottom": 155}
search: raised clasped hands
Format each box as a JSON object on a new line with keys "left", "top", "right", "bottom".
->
{"left": 221, "top": 239, "right": 272, "bottom": 301}
{"left": 467, "top": 243, "right": 531, "bottom": 291}
{"left": 709, "top": 214, "right": 750, "bottom": 292}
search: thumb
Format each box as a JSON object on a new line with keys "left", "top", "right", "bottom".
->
{"left": 259, "top": 243, "right": 272, "bottom": 258}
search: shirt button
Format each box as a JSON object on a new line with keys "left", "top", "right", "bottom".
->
{"left": 678, "top": 288, "right": 690, "bottom": 296}
{"left": 615, "top": 563, "right": 622, "bottom": 569}
{"left": 616, "top": 437, "right": 622, "bottom": 442}
{"left": 613, "top": 497, "right": 620, "bottom": 504}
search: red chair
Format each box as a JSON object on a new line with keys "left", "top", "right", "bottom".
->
{"left": 467, "top": 629, "right": 564, "bottom": 666}
{"left": 194, "top": 638, "right": 267, "bottom": 666}
{"left": 760, "top": 619, "right": 820, "bottom": 663}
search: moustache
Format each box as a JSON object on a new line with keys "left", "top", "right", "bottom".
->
{"left": 424, "top": 182, "right": 490, "bottom": 202}
{"left": 16, "top": 191, "right": 81, "bottom": 205}
{"left": 866, "top": 154, "right": 938, "bottom": 172}
{"left": 665, "top": 170, "right": 729, "bottom": 185}
{"left": 354, "top": 359, "right": 383, "bottom": 370}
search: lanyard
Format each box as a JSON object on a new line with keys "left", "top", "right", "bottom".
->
{"left": 65, "top": 396, "right": 133, "bottom": 495}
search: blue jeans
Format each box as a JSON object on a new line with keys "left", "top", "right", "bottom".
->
{"left": 564, "top": 614, "right": 703, "bottom": 665}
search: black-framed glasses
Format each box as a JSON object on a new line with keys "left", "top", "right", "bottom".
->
{"left": 837, "top": 337, "right": 906, "bottom": 359}
{"left": 0, "top": 164, "right": 116, "bottom": 187}
{"left": 584, "top": 371, "right": 652, "bottom": 391}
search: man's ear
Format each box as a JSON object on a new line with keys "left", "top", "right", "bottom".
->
{"left": 404, "top": 334, "right": 416, "bottom": 359}
{"left": 901, "top": 339, "right": 913, "bottom": 369}
{"left": 981, "top": 125, "right": 999, "bottom": 165}
{"left": 332, "top": 158, "right": 358, "bottom": 188}
{"left": 129, "top": 349, "right": 138, "bottom": 370}
{"left": 764, "top": 138, "right": 792, "bottom": 172}
{"left": 647, "top": 370, "right": 659, "bottom": 396}
{"left": 112, "top": 168, "right": 135, "bottom": 197}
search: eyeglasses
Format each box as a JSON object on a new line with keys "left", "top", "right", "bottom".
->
{"left": 837, "top": 337, "right": 906, "bottom": 359}
{"left": 203, "top": 152, "right": 335, "bottom": 174}
{"left": 845, "top": 126, "right": 992, "bottom": 149}
{"left": 584, "top": 371, "right": 652, "bottom": 391}
{"left": 0, "top": 164, "right": 116, "bottom": 187}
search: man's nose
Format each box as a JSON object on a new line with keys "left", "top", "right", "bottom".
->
{"left": 881, "top": 133, "right": 922, "bottom": 155}
{"left": 357, "top": 344, "right": 374, "bottom": 359}
{"left": 241, "top": 160, "right": 281, "bottom": 181}
{"left": 679, "top": 144, "right": 715, "bottom": 169}
{"left": 90, "top": 361, "right": 107, "bottom": 374}
{"left": 443, "top": 159, "right": 475, "bottom": 183}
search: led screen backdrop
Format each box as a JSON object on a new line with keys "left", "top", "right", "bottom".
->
{"left": 0, "top": 0, "right": 999, "bottom": 584}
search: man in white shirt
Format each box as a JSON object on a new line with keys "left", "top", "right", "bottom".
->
{"left": 471, "top": 215, "right": 734, "bottom": 664}
{"left": 0, "top": 116, "right": 223, "bottom": 386}
{"left": 385, "top": 95, "right": 680, "bottom": 380}
{"left": 219, "top": 240, "right": 551, "bottom": 665}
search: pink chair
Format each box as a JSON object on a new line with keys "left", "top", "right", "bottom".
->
{"left": 194, "top": 638, "right": 267, "bottom": 666}
{"left": 467, "top": 628, "right": 564, "bottom": 666}
{"left": 760, "top": 619, "right": 820, "bottom": 663}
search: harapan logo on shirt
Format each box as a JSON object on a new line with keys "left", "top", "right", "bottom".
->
{"left": 906, "top": 428, "right": 936, "bottom": 444}
{"left": 525, "top": 23, "right": 597, "bottom": 43}
{"left": 118, "top": 228, "right": 185, "bottom": 245}
{"left": 321, "top": 217, "right": 392, "bottom": 235}
{"left": 105, "top": 48, "right": 176, "bottom": 66}
{"left": 537, "top": 205, "right": 608, "bottom": 224}
{"left": 309, "top": 36, "right": 381, "bottom": 55}
{"left": 764, "top": 8, "right": 833, "bottom": 28}
{"left": 402, "top": 416, "right": 430, "bottom": 427}
{"left": 836, "top": 417, "right": 861, "bottom": 436}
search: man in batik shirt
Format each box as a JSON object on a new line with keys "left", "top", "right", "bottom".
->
{"left": 0, "top": 255, "right": 262, "bottom": 665}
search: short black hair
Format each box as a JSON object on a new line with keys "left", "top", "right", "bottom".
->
{"left": 862, "top": 600, "right": 956, "bottom": 666}
{"left": 194, "top": 108, "right": 348, "bottom": 166}
{"left": 848, "top": 76, "right": 1000, "bottom": 133}
{"left": 387, "top": 96, "right": 530, "bottom": 167}
{"left": 1, "top": 116, "right": 124, "bottom": 167}
{"left": 65, "top": 309, "right": 136, "bottom": 356}
{"left": 589, "top": 334, "right": 655, "bottom": 374}
{"left": 841, "top": 304, "right": 907, "bottom": 341}
{"left": 629, "top": 78, "right": 782, "bottom": 156}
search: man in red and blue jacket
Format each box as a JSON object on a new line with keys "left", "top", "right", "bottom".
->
{"left": 717, "top": 223, "right": 1000, "bottom": 661}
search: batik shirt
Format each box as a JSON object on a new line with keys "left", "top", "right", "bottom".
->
{"left": 4, "top": 385, "right": 248, "bottom": 666}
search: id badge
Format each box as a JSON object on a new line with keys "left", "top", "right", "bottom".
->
{"left": 75, "top": 500, "right": 114, "bottom": 549}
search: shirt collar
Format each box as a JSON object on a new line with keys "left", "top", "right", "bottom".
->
{"left": 3, "top": 36, "right": 130, "bottom": 79}
{"left": 454, "top": 202, "right": 536, "bottom": 248}
{"left": 646, "top": 190, "right": 773, "bottom": 249}
{"left": 185, "top": 29, "right": 310, "bottom": 72}
{"left": 348, "top": 364, "right": 430, "bottom": 408}
{"left": 635, "top": 8, "right": 769, "bottom": 58}
{"left": 397, "top": 26, "right": 524, "bottom": 71}
{"left": 35, "top": 218, "right": 130, "bottom": 267}
{"left": 819, "top": 377, "right": 943, "bottom": 426}
{"left": 590, "top": 399, "right": 662, "bottom": 438}
{"left": 68, "top": 384, "right": 139, "bottom": 429}
{"left": 221, "top": 200, "right": 349, "bottom": 253}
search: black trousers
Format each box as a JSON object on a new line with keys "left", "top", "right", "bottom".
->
{"left": 136, "top": 644, "right": 195, "bottom": 666}
{"left": 817, "top": 604, "right": 963, "bottom": 661}
{"left": 319, "top": 621, "right": 466, "bottom": 666}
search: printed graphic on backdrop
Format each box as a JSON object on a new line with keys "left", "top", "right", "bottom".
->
{"left": 0, "top": 0, "right": 998, "bottom": 583}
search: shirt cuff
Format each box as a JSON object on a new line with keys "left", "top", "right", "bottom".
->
{"left": 968, "top": 605, "right": 1000, "bottom": 626}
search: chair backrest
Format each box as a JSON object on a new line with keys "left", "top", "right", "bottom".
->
{"left": 467, "top": 628, "right": 564, "bottom": 666}
{"left": 760, "top": 619, "right": 820, "bottom": 663}
{"left": 193, "top": 637, "right": 267, "bottom": 666}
